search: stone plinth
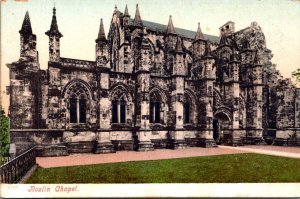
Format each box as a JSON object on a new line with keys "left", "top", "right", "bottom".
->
{"left": 197, "top": 138, "right": 217, "bottom": 148}
{"left": 66, "top": 141, "right": 96, "bottom": 153}
{"left": 36, "top": 144, "right": 69, "bottom": 157}
{"left": 94, "top": 142, "right": 116, "bottom": 154}
{"left": 137, "top": 130, "right": 154, "bottom": 151}
{"left": 138, "top": 141, "right": 154, "bottom": 151}
{"left": 173, "top": 139, "right": 188, "bottom": 149}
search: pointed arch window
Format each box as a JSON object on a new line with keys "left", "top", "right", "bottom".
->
{"left": 150, "top": 92, "right": 161, "bottom": 123}
{"left": 112, "top": 96, "right": 126, "bottom": 124}
{"left": 66, "top": 82, "right": 90, "bottom": 124}
{"left": 69, "top": 96, "right": 87, "bottom": 124}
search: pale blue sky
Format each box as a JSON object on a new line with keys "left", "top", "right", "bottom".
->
{"left": 1, "top": 0, "right": 300, "bottom": 112}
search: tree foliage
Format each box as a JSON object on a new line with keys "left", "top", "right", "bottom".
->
{"left": 292, "top": 68, "right": 300, "bottom": 81}
{"left": 0, "top": 106, "right": 10, "bottom": 164}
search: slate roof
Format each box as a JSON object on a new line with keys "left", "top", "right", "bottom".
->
{"left": 142, "top": 20, "right": 220, "bottom": 43}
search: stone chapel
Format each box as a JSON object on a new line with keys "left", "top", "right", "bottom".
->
{"left": 7, "top": 5, "right": 300, "bottom": 156}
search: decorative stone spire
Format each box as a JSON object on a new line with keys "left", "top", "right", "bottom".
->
{"left": 195, "top": 22, "right": 204, "bottom": 40}
{"left": 166, "top": 15, "right": 176, "bottom": 34}
{"left": 175, "top": 36, "right": 183, "bottom": 53}
{"left": 45, "top": 7, "right": 62, "bottom": 37}
{"left": 19, "top": 11, "right": 33, "bottom": 35}
{"left": 133, "top": 4, "right": 143, "bottom": 27}
{"left": 124, "top": 4, "right": 129, "bottom": 16}
{"left": 96, "top": 18, "right": 106, "bottom": 42}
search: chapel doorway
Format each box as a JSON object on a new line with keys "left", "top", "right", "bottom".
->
{"left": 213, "top": 112, "right": 231, "bottom": 144}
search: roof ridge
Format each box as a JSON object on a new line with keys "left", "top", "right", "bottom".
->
{"left": 141, "top": 19, "right": 219, "bottom": 42}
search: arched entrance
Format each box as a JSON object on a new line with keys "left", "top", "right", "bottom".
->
{"left": 213, "top": 109, "right": 232, "bottom": 144}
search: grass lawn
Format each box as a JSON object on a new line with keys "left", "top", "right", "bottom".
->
{"left": 27, "top": 153, "right": 300, "bottom": 183}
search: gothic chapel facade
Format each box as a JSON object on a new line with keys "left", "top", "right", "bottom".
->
{"left": 7, "top": 5, "right": 300, "bottom": 156}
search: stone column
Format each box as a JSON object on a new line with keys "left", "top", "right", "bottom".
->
{"left": 172, "top": 77, "right": 187, "bottom": 149}
{"left": 229, "top": 56, "right": 243, "bottom": 146}
{"left": 95, "top": 72, "right": 115, "bottom": 154}
{"left": 197, "top": 44, "right": 217, "bottom": 147}
{"left": 94, "top": 28, "right": 115, "bottom": 153}
{"left": 245, "top": 53, "right": 265, "bottom": 145}
{"left": 136, "top": 39, "right": 154, "bottom": 151}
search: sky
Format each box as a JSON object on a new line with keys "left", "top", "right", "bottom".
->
{"left": 1, "top": 0, "right": 300, "bottom": 114}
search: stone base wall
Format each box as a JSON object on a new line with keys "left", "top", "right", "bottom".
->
{"left": 111, "top": 140, "right": 134, "bottom": 151}
{"left": 10, "top": 129, "right": 64, "bottom": 156}
{"left": 151, "top": 139, "right": 170, "bottom": 149}
{"left": 241, "top": 137, "right": 265, "bottom": 145}
{"left": 10, "top": 128, "right": 299, "bottom": 156}
{"left": 36, "top": 144, "right": 69, "bottom": 157}
{"left": 94, "top": 142, "right": 116, "bottom": 154}
{"left": 66, "top": 141, "right": 96, "bottom": 153}
{"left": 273, "top": 129, "right": 300, "bottom": 146}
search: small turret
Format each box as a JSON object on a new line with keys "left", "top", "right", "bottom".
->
{"left": 19, "top": 11, "right": 33, "bottom": 35}
{"left": 175, "top": 36, "right": 183, "bottom": 53}
{"left": 219, "top": 21, "right": 235, "bottom": 37}
{"left": 133, "top": 4, "right": 143, "bottom": 27}
{"left": 166, "top": 15, "right": 176, "bottom": 35}
{"left": 123, "top": 4, "right": 130, "bottom": 26}
{"left": 194, "top": 22, "right": 204, "bottom": 41}
{"left": 96, "top": 18, "right": 109, "bottom": 68}
{"left": 96, "top": 18, "right": 106, "bottom": 42}
{"left": 19, "top": 11, "right": 38, "bottom": 63}
{"left": 192, "top": 22, "right": 206, "bottom": 59}
{"left": 174, "top": 36, "right": 185, "bottom": 76}
{"left": 45, "top": 7, "right": 63, "bottom": 62}
{"left": 165, "top": 15, "right": 177, "bottom": 50}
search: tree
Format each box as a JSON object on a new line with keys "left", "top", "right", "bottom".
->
{"left": 292, "top": 69, "right": 300, "bottom": 81}
{"left": 0, "top": 106, "right": 9, "bottom": 165}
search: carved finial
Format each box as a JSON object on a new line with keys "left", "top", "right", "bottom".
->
{"left": 53, "top": 6, "right": 56, "bottom": 16}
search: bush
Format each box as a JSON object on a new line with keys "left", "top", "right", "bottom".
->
{"left": 0, "top": 107, "right": 9, "bottom": 165}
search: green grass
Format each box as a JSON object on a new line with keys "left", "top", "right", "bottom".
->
{"left": 27, "top": 153, "right": 300, "bottom": 183}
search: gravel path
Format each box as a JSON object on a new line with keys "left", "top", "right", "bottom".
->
{"left": 240, "top": 145, "right": 300, "bottom": 153}
{"left": 37, "top": 147, "right": 246, "bottom": 168}
{"left": 36, "top": 145, "right": 300, "bottom": 168}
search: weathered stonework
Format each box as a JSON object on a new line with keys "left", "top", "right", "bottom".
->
{"left": 7, "top": 5, "right": 299, "bottom": 156}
